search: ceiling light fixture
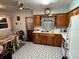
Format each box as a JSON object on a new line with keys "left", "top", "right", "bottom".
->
{"left": 0, "top": 5, "right": 5, "bottom": 8}
{"left": 41, "top": 0, "right": 50, "bottom": 5}
{"left": 19, "top": 7, "right": 23, "bottom": 10}
{"left": 0, "top": 16, "right": 3, "bottom": 20}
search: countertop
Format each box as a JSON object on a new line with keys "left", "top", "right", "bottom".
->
{"left": 33, "top": 30, "right": 67, "bottom": 40}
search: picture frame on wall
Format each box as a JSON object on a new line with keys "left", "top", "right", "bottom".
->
{"left": 17, "top": 16, "right": 20, "bottom": 21}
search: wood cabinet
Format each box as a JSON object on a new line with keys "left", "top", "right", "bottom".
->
{"left": 55, "top": 14, "right": 67, "bottom": 27}
{"left": 33, "top": 33, "right": 41, "bottom": 44}
{"left": 55, "top": 7, "right": 79, "bottom": 28}
{"left": 33, "top": 33, "right": 62, "bottom": 47}
{"left": 47, "top": 35, "right": 54, "bottom": 46}
{"left": 33, "top": 33, "right": 47, "bottom": 44}
{"left": 40, "top": 34, "right": 47, "bottom": 44}
{"left": 34, "top": 15, "right": 41, "bottom": 27}
{"left": 33, "top": 7, "right": 79, "bottom": 28}
{"left": 73, "top": 9, "right": 78, "bottom": 16}
{"left": 47, "top": 34, "right": 62, "bottom": 47}
{"left": 67, "top": 12, "right": 73, "bottom": 26}
{"left": 78, "top": 8, "right": 79, "bottom": 14}
{"left": 67, "top": 7, "right": 79, "bottom": 26}
{"left": 72, "top": 8, "right": 79, "bottom": 16}
{"left": 53, "top": 34, "right": 62, "bottom": 47}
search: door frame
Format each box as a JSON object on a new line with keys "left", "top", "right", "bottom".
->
{"left": 25, "top": 17, "right": 34, "bottom": 41}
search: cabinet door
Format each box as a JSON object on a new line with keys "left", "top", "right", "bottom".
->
{"left": 33, "top": 33, "right": 41, "bottom": 44}
{"left": 73, "top": 9, "right": 78, "bottom": 16}
{"left": 78, "top": 8, "right": 79, "bottom": 14}
{"left": 47, "top": 35, "right": 54, "bottom": 46}
{"left": 39, "top": 34, "right": 47, "bottom": 44}
{"left": 54, "top": 34, "right": 62, "bottom": 47}
{"left": 41, "top": 36, "right": 47, "bottom": 44}
{"left": 34, "top": 16, "right": 41, "bottom": 27}
{"left": 56, "top": 14, "right": 67, "bottom": 27}
{"left": 67, "top": 12, "right": 73, "bottom": 26}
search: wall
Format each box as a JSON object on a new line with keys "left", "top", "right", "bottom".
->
{"left": 0, "top": 11, "right": 16, "bottom": 36}
{"left": 0, "top": 10, "right": 33, "bottom": 40}
{"left": 0, "top": 0, "right": 79, "bottom": 37}
{"left": 33, "top": 0, "right": 79, "bottom": 15}
{"left": 33, "top": 6, "right": 69, "bottom": 15}
{"left": 69, "top": 0, "right": 79, "bottom": 11}
{"left": 15, "top": 10, "right": 33, "bottom": 40}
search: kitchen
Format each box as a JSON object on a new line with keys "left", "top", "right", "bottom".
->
{"left": 0, "top": 0, "right": 79, "bottom": 59}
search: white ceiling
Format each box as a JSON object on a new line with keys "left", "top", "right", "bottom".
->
{"left": 0, "top": 0, "right": 72, "bottom": 12}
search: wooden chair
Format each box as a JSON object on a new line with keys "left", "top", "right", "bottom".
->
{"left": 7, "top": 36, "right": 16, "bottom": 52}
{"left": 9, "top": 35, "right": 21, "bottom": 52}
{"left": 15, "top": 32, "right": 21, "bottom": 48}
{"left": 0, "top": 45, "right": 3, "bottom": 54}
{"left": 10, "top": 32, "right": 21, "bottom": 52}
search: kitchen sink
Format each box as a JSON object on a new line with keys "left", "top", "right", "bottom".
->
{"left": 41, "top": 30, "right": 49, "bottom": 32}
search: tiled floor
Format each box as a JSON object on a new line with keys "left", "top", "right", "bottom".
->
{"left": 12, "top": 42, "right": 62, "bottom": 59}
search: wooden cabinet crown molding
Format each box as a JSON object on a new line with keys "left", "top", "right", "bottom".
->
{"left": 67, "top": 6, "right": 79, "bottom": 13}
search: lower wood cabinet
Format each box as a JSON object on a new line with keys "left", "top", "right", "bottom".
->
{"left": 53, "top": 34, "right": 62, "bottom": 47}
{"left": 33, "top": 33, "right": 41, "bottom": 44}
{"left": 47, "top": 36, "right": 54, "bottom": 46}
{"left": 40, "top": 34, "right": 47, "bottom": 44}
{"left": 33, "top": 33, "right": 62, "bottom": 47}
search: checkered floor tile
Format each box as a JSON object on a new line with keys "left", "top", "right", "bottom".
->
{"left": 12, "top": 42, "right": 62, "bottom": 59}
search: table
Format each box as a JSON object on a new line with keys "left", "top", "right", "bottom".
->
{"left": 0, "top": 34, "right": 17, "bottom": 52}
{"left": 0, "top": 35, "right": 16, "bottom": 44}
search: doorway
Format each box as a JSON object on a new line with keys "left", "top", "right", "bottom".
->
{"left": 25, "top": 17, "right": 34, "bottom": 42}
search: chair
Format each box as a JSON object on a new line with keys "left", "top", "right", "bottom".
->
{"left": 15, "top": 32, "right": 21, "bottom": 48}
{"left": 6, "top": 32, "right": 21, "bottom": 52}
{"left": 0, "top": 45, "right": 3, "bottom": 54}
{"left": 7, "top": 36, "right": 16, "bottom": 52}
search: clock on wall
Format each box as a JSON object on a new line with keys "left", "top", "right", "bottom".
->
{"left": 44, "top": 8, "right": 51, "bottom": 15}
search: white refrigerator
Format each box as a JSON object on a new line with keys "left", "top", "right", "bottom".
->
{"left": 69, "top": 15, "right": 79, "bottom": 59}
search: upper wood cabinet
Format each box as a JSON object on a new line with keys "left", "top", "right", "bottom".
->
{"left": 34, "top": 15, "right": 41, "bottom": 27}
{"left": 73, "top": 9, "right": 78, "bottom": 16}
{"left": 78, "top": 8, "right": 79, "bottom": 14}
{"left": 67, "top": 12, "right": 73, "bottom": 26}
{"left": 67, "top": 7, "right": 79, "bottom": 27}
{"left": 56, "top": 14, "right": 67, "bottom": 27}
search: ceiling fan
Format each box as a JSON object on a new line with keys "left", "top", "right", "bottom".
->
{"left": 18, "top": 2, "right": 32, "bottom": 10}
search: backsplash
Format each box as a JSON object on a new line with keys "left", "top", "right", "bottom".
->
{"left": 60, "top": 28, "right": 67, "bottom": 32}
{"left": 41, "top": 16, "right": 55, "bottom": 31}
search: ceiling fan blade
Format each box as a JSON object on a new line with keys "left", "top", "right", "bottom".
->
{"left": 17, "top": 2, "right": 32, "bottom": 11}
{"left": 19, "top": 3, "right": 24, "bottom": 7}
{"left": 23, "top": 8, "right": 32, "bottom": 10}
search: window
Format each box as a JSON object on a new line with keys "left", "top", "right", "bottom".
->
{"left": 0, "top": 18, "right": 8, "bottom": 29}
